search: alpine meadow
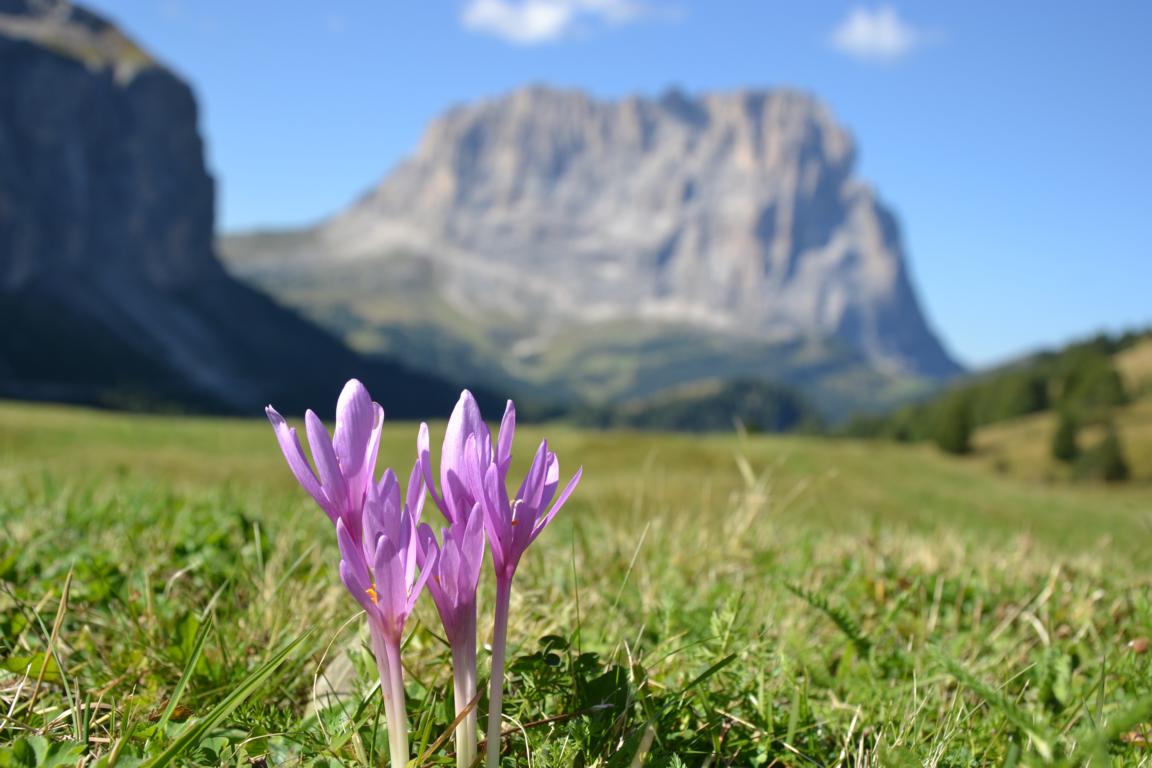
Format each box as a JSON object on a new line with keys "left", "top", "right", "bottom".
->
{"left": 4, "top": 396, "right": 1152, "bottom": 765}
{"left": 3, "top": 1, "right": 1152, "bottom": 766}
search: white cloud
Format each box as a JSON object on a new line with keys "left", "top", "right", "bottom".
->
{"left": 830, "top": 5, "right": 929, "bottom": 62}
{"left": 461, "top": 0, "right": 654, "bottom": 45}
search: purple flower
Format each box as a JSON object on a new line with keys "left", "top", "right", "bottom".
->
{"left": 416, "top": 391, "right": 489, "bottom": 767}
{"left": 336, "top": 461, "right": 432, "bottom": 642}
{"left": 417, "top": 509, "right": 485, "bottom": 767}
{"left": 416, "top": 507, "right": 484, "bottom": 649}
{"left": 478, "top": 401, "right": 583, "bottom": 582}
{"left": 265, "top": 379, "right": 383, "bottom": 540}
{"left": 336, "top": 460, "right": 434, "bottom": 768}
{"left": 472, "top": 399, "right": 582, "bottom": 768}
{"left": 265, "top": 380, "right": 426, "bottom": 768}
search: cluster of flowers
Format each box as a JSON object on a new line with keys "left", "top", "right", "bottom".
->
{"left": 266, "top": 380, "right": 581, "bottom": 768}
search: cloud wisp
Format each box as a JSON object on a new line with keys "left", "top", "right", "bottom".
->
{"left": 830, "top": 5, "right": 932, "bottom": 62}
{"left": 461, "top": 0, "right": 656, "bottom": 45}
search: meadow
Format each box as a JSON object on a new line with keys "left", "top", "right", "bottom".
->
{"left": 2, "top": 400, "right": 1152, "bottom": 766}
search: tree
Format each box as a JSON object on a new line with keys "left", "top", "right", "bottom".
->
{"left": 1097, "top": 426, "right": 1131, "bottom": 483}
{"left": 1051, "top": 411, "right": 1079, "bottom": 463}
{"left": 980, "top": 372, "right": 1049, "bottom": 424}
{"left": 1075, "top": 424, "right": 1131, "bottom": 483}
{"left": 1060, "top": 354, "right": 1127, "bottom": 419}
{"left": 934, "top": 398, "right": 973, "bottom": 456}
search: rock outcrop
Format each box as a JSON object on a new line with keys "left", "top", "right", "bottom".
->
{"left": 0, "top": 0, "right": 466, "bottom": 416}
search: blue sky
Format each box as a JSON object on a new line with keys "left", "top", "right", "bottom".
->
{"left": 92, "top": 1, "right": 1151, "bottom": 369}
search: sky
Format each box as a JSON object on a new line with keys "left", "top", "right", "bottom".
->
{"left": 90, "top": 0, "right": 1151, "bottom": 369}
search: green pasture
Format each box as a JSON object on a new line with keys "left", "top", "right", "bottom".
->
{"left": 2, "top": 400, "right": 1152, "bottom": 766}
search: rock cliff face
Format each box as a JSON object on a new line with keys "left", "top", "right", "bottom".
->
{"left": 226, "top": 86, "right": 959, "bottom": 408}
{"left": 0, "top": 0, "right": 466, "bottom": 415}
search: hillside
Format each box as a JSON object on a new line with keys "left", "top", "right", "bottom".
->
{"left": 0, "top": 0, "right": 469, "bottom": 417}
{"left": 222, "top": 86, "right": 960, "bottom": 417}
{"left": 972, "top": 337, "right": 1152, "bottom": 482}
{"left": 848, "top": 330, "right": 1152, "bottom": 483}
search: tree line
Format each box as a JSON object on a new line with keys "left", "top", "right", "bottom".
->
{"left": 841, "top": 330, "right": 1148, "bottom": 483}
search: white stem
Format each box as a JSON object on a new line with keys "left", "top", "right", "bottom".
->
{"left": 451, "top": 607, "right": 479, "bottom": 768}
{"left": 486, "top": 579, "right": 513, "bottom": 768}
{"left": 372, "top": 626, "right": 410, "bottom": 768}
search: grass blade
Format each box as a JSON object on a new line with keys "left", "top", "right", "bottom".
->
{"left": 141, "top": 629, "right": 310, "bottom": 768}
{"left": 153, "top": 616, "right": 213, "bottom": 737}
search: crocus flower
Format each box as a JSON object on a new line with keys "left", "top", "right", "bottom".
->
{"left": 265, "top": 379, "right": 383, "bottom": 541}
{"left": 471, "top": 400, "right": 582, "bottom": 768}
{"left": 416, "top": 391, "right": 489, "bottom": 767}
{"left": 266, "top": 380, "right": 425, "bottom": 768}
{"left": 338, "top": 461, "right": 434, "bottom": 768}
{"left": 417, "top": 508, "right": 485, "bottom": 768}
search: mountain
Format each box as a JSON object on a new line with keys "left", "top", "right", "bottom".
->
{"left": 0, "top": 0, "right": 471, "bottom": 417}
{"left": 223, "top": 86, "right": 961, "bottom": 417}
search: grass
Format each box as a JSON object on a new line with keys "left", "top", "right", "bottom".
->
{"left": 3, "top": 399, "right": 1152, "bottom": 765}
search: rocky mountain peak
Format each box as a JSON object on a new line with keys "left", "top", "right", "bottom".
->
{"left": 308, "top": 85, "right": 957, "bottom": 380}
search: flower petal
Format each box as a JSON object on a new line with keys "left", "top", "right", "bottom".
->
{"left": 373, "top": 534, "right": 405, "bottom": 625}
{"left": 406, "top": 458, "right": 427, "bottom": 526}
{"left": 515, "top": 440, "right": 550, "bottom": 510}
{"left": 530, "top": 466, "right": 583, "bottom": 545}
{"left": 481, "top": 463, "right": 509, "bottom": 573}
{"left": 265, "top": 406, "right": 328, "bottom": 514}
{"left": 541, "top": 452, "right": 560, "bottom": 510}
{"left": 459, "top": 501, "right": 486, "bottom": 591}
{"left": 497, "top": 400, "right": 516, "bottom": 476}
{"left": 337, "top": 518, "right": 370, "bottom": 588}
{"left": 418, "top": 422, "right": 447, "bottom": 516}
{"left": 407, "top": 542, "right": 437, "bottom": 615}
{"left": 332, "top": 380, "right": 376, "bottom": 500}
{"left": 339, "top": 559, "right": 376, "bottom": 615}
{"left": 442, "top": 391, "right": 490, "bottom": 516}
{"left": 416, "top": 521, "right": 440, "bottom": 571}
{"left": 305, "top": 410, "right": 348, "bottom": 515}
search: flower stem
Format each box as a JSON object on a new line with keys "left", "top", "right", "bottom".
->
{"left": 451, "top": 618, "right": 478, "bottom": 768}
{"left": 486, "top": 578, "right": 513, "bottom": 768}
{"left": 372, "top": 626, "right": 410, "bottom": 768}
{"left": 449, "top": 635, "right": 476, "bottom": 768}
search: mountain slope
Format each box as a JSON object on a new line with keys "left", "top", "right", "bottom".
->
{"left": 0, "top": 0, "right": 470, "bottom": 417}
{"left": 223, "top": 86, "right": 960, "bottom": 414}
{"left": 846, "top": 329, "right": 1151, "bottom": 482}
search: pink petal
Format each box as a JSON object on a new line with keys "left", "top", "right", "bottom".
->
{"left": 530, "top": 466, "right": 583, "bottom": 545}
{"left": 305, "top": 410, "right": 348, "bottom": 514}
{"left": 417, "top": 422, "right": 446, "bottom": 513}
{"left": 332, "top": 380, "right": 376, "bottom": 496}
{"left": 497, "top": 400, "right": 516, "bottom": 476}
{"left": 442, "top": 391, "right": 489, "bottom": 515}
{"left": 265, "top": 406, "right": 328, "bottom": 515}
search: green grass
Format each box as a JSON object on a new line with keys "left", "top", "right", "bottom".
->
{"left": 3, "top": 399, "right": 1152, "bottom": 765}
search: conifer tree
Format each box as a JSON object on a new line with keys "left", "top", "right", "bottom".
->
{"left": 1051, "top": 411, "right": 1079, "bottom": 463}
{"left": 934, "top": 399, "right": 973, "bottom": 456}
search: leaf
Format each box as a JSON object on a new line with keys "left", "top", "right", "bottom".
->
{"left": 0, "top": 737, "right": 84, "bottom": 768}
{"left": 2, "top": 652, "right": 62, "bottom": 683}
{"left": 784, "top": 582, "right": 872, "bottom": 657}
